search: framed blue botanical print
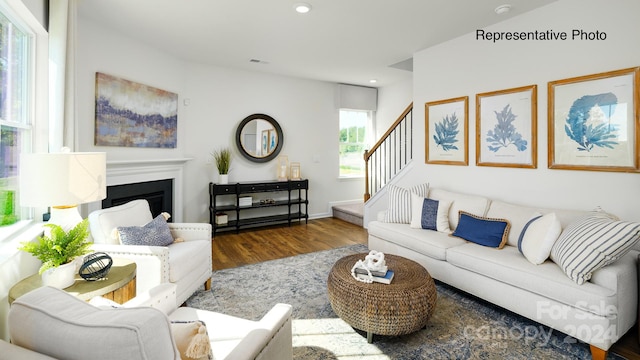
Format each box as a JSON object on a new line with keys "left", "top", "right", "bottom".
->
{"left": 425, "top": 96, "right": 469, "bottom": 166}
{"left": 476, "top": 85, "right": 538, "bottom": 168}
{"left": 548, "top": 67, "right": 639, "bottom": 172}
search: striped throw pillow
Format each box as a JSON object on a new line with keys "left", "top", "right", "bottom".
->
{"left": 550, "top": 210, "right": 640, "bottom": 285}
{"left": 383, "top": 183, "right": 429, "bottom": 224}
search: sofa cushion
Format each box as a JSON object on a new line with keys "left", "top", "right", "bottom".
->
{"left": 550, "top": 210, "right": 640, "bottom": 285}
{"left": 409, "top": 193, "right": 451, "bottom": 233}
{"left": 427, "top": 188, "right": 490, "bottom": 230}
{"left": 383, "top": 183, "right": 429, "bottom": 224}
{"left": 518, "top": 212, "right": 562, "bottom": 265}
{"left": 169, "top": 240, "right": 212, "bottom": 282}
{"left": 486, "top": 201, "right": 541, "bottom": 247}
{"left": 368, "top": 221, "right": 466, "bottom": 261}
{"left": 89, "top": 199, "right": 155, "bottom": 245}
{"left": 446, "top": 243, "right": 618, "bottom": 317}
{"left": 451, "top": 211, "right": 510, "bottom": 249}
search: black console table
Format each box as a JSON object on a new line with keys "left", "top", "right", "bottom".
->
{"left": 209, "top": 179, "right": 309, "bottom": 235}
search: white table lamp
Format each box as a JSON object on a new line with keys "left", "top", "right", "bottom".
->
{"left": 19, "top": 150, "right": 107, "bottom": 230}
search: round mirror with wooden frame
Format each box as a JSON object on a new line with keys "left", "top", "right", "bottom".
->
{"left": 235, "top": 113, "right": 283, "bottom": 163}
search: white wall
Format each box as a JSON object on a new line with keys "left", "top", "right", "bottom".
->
{"left": 376, "top": 78, "right": 413, "bottom": 137}
{"left": 75, "top": 18, "right": 366, "bottom": 222}
{"left": 407, "top": 0, "right": 640, "bottom": 222}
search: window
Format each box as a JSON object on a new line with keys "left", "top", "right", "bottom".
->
{"left": 0, "top": 0, "right": 43, "bottom": 239}
{"left": 339, "top": 109, "right": 370, "bottom": 178}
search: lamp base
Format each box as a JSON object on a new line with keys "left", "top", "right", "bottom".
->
{"left": 49, "top": 206, "right": 83, "bottom": 231}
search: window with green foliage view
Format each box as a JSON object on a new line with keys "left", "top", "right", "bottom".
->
{"left": 0, "top": 4, "right": 31, "bottom": 229}
{"left": 339, "top": 110, "right": 368, "bottom": 177}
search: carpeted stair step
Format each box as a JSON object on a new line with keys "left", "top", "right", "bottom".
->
{"left": 332, "top": 203, "right": 363, "bottom": 227}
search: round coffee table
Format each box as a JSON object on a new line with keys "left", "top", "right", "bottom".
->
{"left": 327, "top": 253, "right": 437, "bottom": 343}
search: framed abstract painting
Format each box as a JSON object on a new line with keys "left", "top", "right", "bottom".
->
{"left": 476, "top": 85, "right": 537, "bottom": 168}
{"left": 548, "top": 67, "right": 639, "bottom": 172}
{"left": 95, "top": 72, "right": 178, "bottom": 148}
{"left": 425, "top": 96, "right": 468, "bottom": 165}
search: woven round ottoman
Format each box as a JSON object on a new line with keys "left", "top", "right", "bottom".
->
{"left": 327, "top": 253, "right": 437, "bottom": 343}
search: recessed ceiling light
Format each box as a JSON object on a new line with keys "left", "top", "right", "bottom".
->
{"left": 294, "top": 3, "right": 312, "bottom": 14}
{"left": 494, "top": 4, "right": 511, "bottom": 15}
{"left": 369, "top": 79, "right": 378, "bottom": 84}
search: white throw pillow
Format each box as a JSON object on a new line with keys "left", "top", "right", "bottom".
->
{"left": 518, "top": 213, "right": 562, "bottom": 265}
{"left": 550, "top": 209, "right": 640, "bottom": 285}
{"left": 383, "top": 183, "right": 429, "bottom": 224}
{"left": 409, "top": 193, "right": 451, "bottom": 233}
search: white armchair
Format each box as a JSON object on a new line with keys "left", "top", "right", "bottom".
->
{"left": 6, "top": 285, "right": 293, "bottom": 360}
{"left": 88, "top": 199, "right": 212, "bottom": 305}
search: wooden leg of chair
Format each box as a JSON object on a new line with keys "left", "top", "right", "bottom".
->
{"left": 204, "top": 278, "right": 212, "bottom": 291}
{"left": 589, "top": 344, "right": 607, "bottom": 360}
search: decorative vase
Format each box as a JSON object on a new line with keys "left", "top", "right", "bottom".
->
{"left": 277, "top": 155, "right": 289, "bottom": 181}
{"left": 219, "top": 174, "right": 229, "bottom": 184}
{"left": 41, "top": 260, "right": 78, "bottom": 289}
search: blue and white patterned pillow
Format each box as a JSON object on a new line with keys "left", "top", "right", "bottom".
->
{"left": 518, "top": 213, "right": 562, "bottom": 265}
{"left": 409, "top": 193, "right": 451, "bottom": 233}
{"left": 550, "top": 210, "right": 640, "bottom": 285}
{"left": 117, "top": 214, "right": 174, "bottom": 246}
{"left": 383, "top": 183, "right": 429, "bottom": 224}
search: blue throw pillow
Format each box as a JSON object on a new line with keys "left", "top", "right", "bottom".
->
{"left": 452, "top": 211, "right": 510, "bottom": 248}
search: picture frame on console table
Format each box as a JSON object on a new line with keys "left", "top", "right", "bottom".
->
{"left": 548, "top": 67, "right": 640, "bottom": 172}
{"left": 476, "top": 85, "right": 537, "bottom": 169}
{"left": 425, "top": 96, "right": 469, "bottom": 166}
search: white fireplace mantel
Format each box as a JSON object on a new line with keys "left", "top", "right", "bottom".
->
{"left": 86, "top": 158, "right": 193, "bottom": 221}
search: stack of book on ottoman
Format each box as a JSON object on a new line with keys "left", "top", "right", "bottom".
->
{"left": 354, "top": 265, "right": 394, "bottom": 284}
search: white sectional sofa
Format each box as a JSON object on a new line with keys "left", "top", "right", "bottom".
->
{"left": 368, "top": 186, "right": 639, "bottom": 360}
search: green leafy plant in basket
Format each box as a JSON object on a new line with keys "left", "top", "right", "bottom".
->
{"left": 19, "top": 219, "right": 92, "bottom": 274}
{"left": 212, "top": 147, "right": 232, "bottom": 175}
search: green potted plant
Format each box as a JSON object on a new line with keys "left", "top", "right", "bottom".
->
{"left": 19, "top": 219, "right": 92, "bottom": 288}
{"left": 212, "top": 147, "right": 232, "bottom": 184}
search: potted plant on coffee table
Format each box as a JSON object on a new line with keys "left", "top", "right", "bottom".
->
{"left": 212, "top": 147, "right": 232, "bottom": 184}
{"left": 19, "top": 219, "right": 92, "bottom": 289}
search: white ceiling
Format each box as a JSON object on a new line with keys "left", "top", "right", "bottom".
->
{"left": 77, "top": 0, "right": 557, "bottom": 88}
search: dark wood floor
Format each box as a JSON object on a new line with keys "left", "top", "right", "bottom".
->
{"left": 210, "top": 217, "right": 639, "bottom": 359}
{"left": 211, "top": 217, "right": 367, "bottom": 270}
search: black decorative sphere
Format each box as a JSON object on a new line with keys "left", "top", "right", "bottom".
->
{"left": 79, "top": 252, "right": 113, "bottom": 281}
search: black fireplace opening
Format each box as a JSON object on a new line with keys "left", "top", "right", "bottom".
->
{"left": 102, "top": 179, "right": 174, "bottom": 222}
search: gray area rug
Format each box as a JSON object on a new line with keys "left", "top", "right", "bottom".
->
{"left": 186, "top": 244, "right": 624, "bottom": 359}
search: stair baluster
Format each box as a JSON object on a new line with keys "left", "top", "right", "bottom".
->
{"left": 364, "top": 102, "right": 413, "bottom": 201}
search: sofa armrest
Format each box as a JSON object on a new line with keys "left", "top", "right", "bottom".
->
{"left": 225, "top": 328, "right": 272, "bottom": 360}
{"left": 0, "top": 340, "right": 57, "bottom": 360}
{"left": 590, "top": 251, "right": 638, "bottom": 336}
{"left": 225, "top": 303, "right": 293, "bottom": 360}
{"left": 89, "top": 243, "right": 171, "bottom": 293}
{"left": 168, "top": 223, "right": 212, "bottom": 241}
{"left": 123, "top": 283, "right": 178, "bottom": 315}
{"left": 257, "top": 303, "right": 292, "bottom": 331}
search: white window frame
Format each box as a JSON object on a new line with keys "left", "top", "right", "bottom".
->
{"left": 0, "top": 0, "right": 49, "bottom": 246}
{"left": 338, "top": 109, "right": 374, "bottom": 179}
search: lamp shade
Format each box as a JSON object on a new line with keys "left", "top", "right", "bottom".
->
{"left": 19, "top": 152, "right": 107, "bottom": 207}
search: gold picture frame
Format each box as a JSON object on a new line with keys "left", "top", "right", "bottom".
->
{"left": 425, "top": 96, "right": 468, "bottom": 165}
{"left": 548, "top": 67, "right": 640, "bottom": 172}
{"left": 476, "top": 85, "right": 537, "bottom": 168}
